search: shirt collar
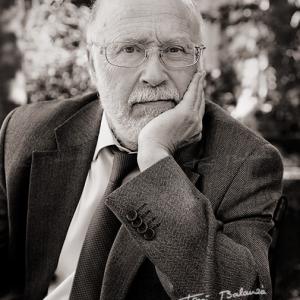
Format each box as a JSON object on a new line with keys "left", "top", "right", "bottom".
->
{"left": 93, "top": 112, "right": 136, "bottom": 161}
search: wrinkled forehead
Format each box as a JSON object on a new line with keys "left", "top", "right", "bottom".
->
{"left": 88, "top": 0, "right": 201, "bottom": 44}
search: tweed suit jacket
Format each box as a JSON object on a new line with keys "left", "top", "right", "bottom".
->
{"left": 0, "top": 92, "right": 283, "bottom": 300}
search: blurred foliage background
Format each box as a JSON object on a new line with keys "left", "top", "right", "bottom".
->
{"left": 21, "top": 0, "right": 91, "bottom": 102}
{"left": 0, "top": 0, "right": 299, "bottom": 298}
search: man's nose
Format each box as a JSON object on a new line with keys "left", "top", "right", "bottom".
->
{"left": 139, "top": 53, "right": 168, "bottom": 87}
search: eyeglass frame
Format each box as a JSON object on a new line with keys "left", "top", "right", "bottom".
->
{"left": 88, "top": 41, "right": 206, "bottom": 69}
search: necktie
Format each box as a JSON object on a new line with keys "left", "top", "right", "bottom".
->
{"left": 70, "top": 149, "right": 137, "bottom": 300}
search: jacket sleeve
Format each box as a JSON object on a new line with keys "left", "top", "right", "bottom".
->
{"left": 105, "top": 142, "right": 283, "bottom": 299}
{"left": 0, "top": 110, "right": 16, "bottom": 297}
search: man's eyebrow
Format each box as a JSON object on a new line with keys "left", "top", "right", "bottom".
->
{"left": 114, "top": 36, "right": 193, "bottom": 45}
{"left": 113, "top": 36, "right": 150, "bottom": 44}
{"left": 161, "top": 37, "right": 192, "bottom": 45}
{"left": 160, "top": 36, "right": 192, "bottom": 44}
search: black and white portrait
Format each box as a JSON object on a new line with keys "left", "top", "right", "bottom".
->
{"left": 0, "top": 0, "right": 299, "bottom": 299}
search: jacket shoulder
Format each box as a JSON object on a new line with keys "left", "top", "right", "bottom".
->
{"left": 8, "top": 92, "right": 97, "bottom": 131}
{"left": 204, "top": 100, "right": 278, "bottom": 157}
{"left": 2, "top": 92, "right": 99, "bottom": 161}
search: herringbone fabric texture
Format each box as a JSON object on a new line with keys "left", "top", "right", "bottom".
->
{"left": 70, "top": 149, "right": 136, "bottom": 300}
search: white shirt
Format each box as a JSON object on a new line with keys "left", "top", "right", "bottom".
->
{"left": 44, "top": 113, "right": 138, "bottom": 300}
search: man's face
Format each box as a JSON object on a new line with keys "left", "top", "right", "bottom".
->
{"left": 90, "top": 0, "right": 200, "bottom": 150}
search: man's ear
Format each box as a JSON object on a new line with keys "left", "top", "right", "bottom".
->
{"left": 87, "top": 48, "right": 97, "bottom": 85}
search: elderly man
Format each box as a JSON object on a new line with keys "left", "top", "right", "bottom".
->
{"left": 0, "top": 0, "right": 283, "bottom": 299}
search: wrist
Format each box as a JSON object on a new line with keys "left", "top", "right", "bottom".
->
{"left": 137, "top": 145, "right": 170, "bottom": 172}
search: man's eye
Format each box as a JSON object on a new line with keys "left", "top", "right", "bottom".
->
{"left": 122, "top": 46, "right": 142, "bottom": 53}
{"left": 167, "top": 47, "right": 184, "bottom": 53}
{"left": 123, "top": 46, "right": 135, "bottom": 53}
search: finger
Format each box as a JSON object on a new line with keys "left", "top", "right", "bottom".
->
{"left": 195, "top": 72, "right": 206, "bottom": 111}
{"left": 180, "top": 72, "right": 202, "bottom": 109}
{"left": 197, "top": 91, "right": 205, "bottom": 136}
{"left": 199, "top": 89, "right": 205, "bottom": 118}
{"left": 189, "top": 131, "right": 203, "bottom": 143}
{"left": 196, "top": 74, "right": 205, "bottom": 135}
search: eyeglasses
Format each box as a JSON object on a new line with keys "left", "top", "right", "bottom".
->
{"left": 90, "top": 42, "right": 206, "bottom": 69}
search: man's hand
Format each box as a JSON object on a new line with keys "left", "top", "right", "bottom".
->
{"left": 137, "top": 71, "right": 206, "bottom": 172}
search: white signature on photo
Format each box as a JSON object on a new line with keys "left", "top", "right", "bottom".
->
{"left": 179, "top": 286, "right": 267, "bottom": 300}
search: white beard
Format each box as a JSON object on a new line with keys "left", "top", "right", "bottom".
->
{"left": 98, "top": 82, "right": 180, "bottom": 151}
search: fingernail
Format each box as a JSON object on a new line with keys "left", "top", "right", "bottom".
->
{"left": 197, "top": 71, "right": 205, "bottom": 80}
{"left": 200, "top": 73, "right": 206, "bottom": 84}
{"left": 200, "top": 71, "right": 206, "bottom": 78}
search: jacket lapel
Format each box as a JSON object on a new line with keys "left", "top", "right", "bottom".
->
{"left": 25, "top": 100, "right": 102, "bottom": 299}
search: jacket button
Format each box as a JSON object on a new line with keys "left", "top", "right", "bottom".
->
{"left": 126, "top": 210, "right": 138, "bottom": 222}
{"left": 137, "top": 222, "right": 148, "bottom": 234}
{"left": 131, "top": 216, "right": 143, "bottom": 228}
{"left": 143, "top": 228, "right": 156, "bottom": 241}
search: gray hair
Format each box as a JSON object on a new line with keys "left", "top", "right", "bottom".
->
{"left": 86, "top": 0, "right": 204, "bottom": 44}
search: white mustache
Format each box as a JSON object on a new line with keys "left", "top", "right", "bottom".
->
{"left": 128, "top": 86, "right": 180, "bottom": 105}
